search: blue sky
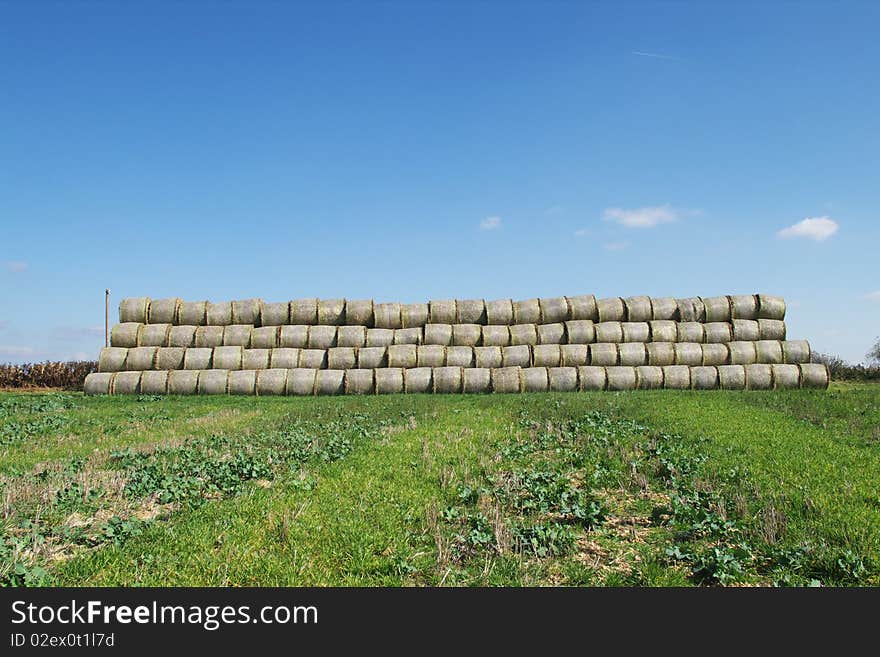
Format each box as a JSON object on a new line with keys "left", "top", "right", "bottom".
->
{"left": 1, "top": 1, "right": 878, "bottom": 363}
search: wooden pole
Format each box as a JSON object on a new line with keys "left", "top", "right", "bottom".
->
{"left": 105, "top": 289, "right": 110, "bottom": 347}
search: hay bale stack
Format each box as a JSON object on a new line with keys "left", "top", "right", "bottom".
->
{"left": 317, "top": 299, "right": 346, "bottom": 325}
{"left": 345, "top": 369, "right": 375, "bottom": 395}
{"left": 290, "top": 299, "right": 319, "bottom": 325}
{"left": 457, "top": 299, "right": 487, "bottom": 324}
{"left": 646, "top": 343, "right": 675, "bottom": 366}
{"left": 251, "top": 326, "right": 280, "bottom": 349}
{"left": 358, "top": 347, "right": 388, "bottom": 369}
{"left": 662, "top": 365, "right": 691, "bottom": 390}
{"left": 453, "top": 324, "right": 482, "bottom": 347}
{"left": 270, "top": 348, "right": 301, "bottom": 369}
{"left": 394, "top": 328, "right": 423, "bottom": 345}
{"left": 537, "top": 323, "right": 565, "bottom": 345}
{"left": 622, "top": 322, "right": 649, "bottom": 343}
{"left": 595, "top": 322, "right": 623, "bottom": 344}
{"left": 98, "top": 347, "right": 128, "bottom": 372}
{"left": 424, "top": 324, "right": 452, "bottom": 346}
{"left": 148, "top": 298, "right": 180, "bottom": 324}
{"left": 232, "top": 299, "right": 262, "bottom": 326}
{"left": 169, "top": 326, "right": 197, "bottom": 348}
{"left": 486, "top": 299, "right": 514, "bottom": 325}
{"left": 417, "top": 345, "right": 445, "bottom": 368}
{"left": 539, "top": 297, "right": 569, "bottom": 324}
{"left": 521, "top": 367, "right": 549, "bottom": 392}
{"left": 376, "top": 368, "right": 404, "bottom": 394}
{"left": 567, "top": 294, "right": 598, "bottom": 321}
{"left": 597, "top": 297, "right": 626, "bottom": 322}
{"left": 475, "top": 346, "right": 503, "bottom": 369}
{"left": 463, "top": 368, "right": 491, "bottom": 393}
{"left": 178, "top": 301, "right": 207, "bottom": 326}
{"left": 299, "top": 349, "right": 327, "bottom": 369}
{"left": 308, "top": 325, "right": 338, "bottom": 350}
{"left": 198, "top": 370, "right": 229, "bottom": 395}
{"left": 429, "top": 300, "right": 457, "bottom": 324}
{"left": 533, "top": 345, "right": 562, "bottom": 367}
{"left": 213, "top": 346, "right": 243, "bottom": 371}
{"left": 502, "top": 345, "right": 531, "bottom": 368}
{"left": 228, "top": 370, "right": 257, "bottom": 395}
{"left": 287, "top": 369, "right": 317, "bottom": 396}
{"left": 744, "top": 364, "right": 773, "bottom": 390}
{"left": 732, "top": 319, "right": 760, "bottom": 342}
{"left": 184, "top": 348, "right": 212, "bottom": 370}
{"left": 702, "top": 296, "right": 731, "bottom": 322}
{"left": 195, "top": 326, "right": 225, "bottom": 348}
{"left": 388, "top": 344, "right": 417, "bottom": 369}
{"left": 619, "top": 343, "right": 647, "bottom": 366}
{"left": 111, "top": 322, "right": 141, "bottom": 348}
{"left": 256, "top": 369, "right": 288, "bottom": 395}
{"left": 156, "top": 347, "right": 185, "bottom": 371}
{"left": 676, "top": 298, "right": 705, "bottom": 323}
{"left": 168, "top": 370, "right": 199, "bottom": 395}
{"left": 730, "top": 295, "right": 759, "bottom": 320}
{"left": 510, "top": 324, "right": 538, "bottom": 346}
{"left": 782, "top": 340, "right": 811, "bottom": 364}
{"left": 799, "top": 363, "right": 829, "bottom": 389}
{"left": 513, "top": 298, "right": 541, "bottom": 324}
{"left": 206, "top": 301, "right": 233, "bottom": 326}
{"left": 404, "top": 367, "right": 432, "bottom": 394}
{"left": 141, "top": 370, "right": 169, "bottom": 395}
{"left": 758, "top": 319, "right": 786, "bottom": 341}
{"left": 345, "top": 300, "right": 374, "bottom": 327}
{"left": 728, "top": 341, "right": 757, "bottom": 365}
{"left": 492, "top": 367, "right": 522, "bottom": 393}
{"left": 704, "top": 323, "right": 732, "bottom": 344}
{"left": 674, "top": 343, "right": 703, "bottom": 366}
{"left": 691, "top": 366, "right": 719, "bottom": 390}
{"left": 718, "top": 365, "right": 746, "bottom": 390}
{"left": 482, "top": 325, "right": 510, "bottom": 347}
{"left": 772, "top": 364, "right": 801, "bottom": 390}
{"left": 328, "top": 347, "right": 357, "bottom": 370}
{"left": 374, "top": 303, "right": 402, "bottom": 329}
{"left": 446, "top": 346, "right": 474, "bottom": 368}
{"left": 366, "top": 328, "right": 394, "bottom": 347}
{"left": 223, "top": 325, "right": 252, "bottom": 348}
{"left": 677, "top": 322, "right": 705, "bottom": 343}
{"left": 243, "top": 349, "right": 270, "bottom": 370}
{"left": 315, "top": 370, "right": 345, "bottom": 396}
{"left": 126, "top": 347, "right": 157, "bottom": 371}
{"left": 280, "top": 325, "right": 309, "bottom": 348}
{"left": 758, "top": 295, "right": 786, "bottom": 320}
{"left": 119, "top": 297, "right": 150, "bottom": 324}
{"left": 590, "top": 343, "right": 618, "bottom": 366}
{"left": 260, "top": 302, "right": 289, "bottom": 327}
{"left": 649, "top": 321, "right": 677, "bottom": 343}
{"left": 650, "top": 297, "right": 678, "bottom": 321}
{"left": 701, "top": 343, "right": 729, "bottom": 367}
{"left": 565, "top": 320, "right": 595, "bottom": 344}
{"left": 578, "top": 366, "right": 606, "bottom": 391}
{"left": 337, "top": 326, "right": 367, "bottom": 348}
{"left": 560, "top": 344, "right": 589, "bottom": 367}
{"left": 755, "top": 340, "right": 783, "bottom": 364}
{"left": 624, "top": 296, "right": 652, "bottom": 322}
{"left": 548, "top": 367, "right": 577, "bottom": 392}
{"left": 401, "top": 303, "right": 429, "bottom": 328}
{"left": 84, "top": 372, "right": 114, "bottom": 395}
{"left": 636, "top": 366, "right": 664, "bottom": 390}
{"left": 606, "top": 366, "right": 637, "bottom": 391}
{"left": 112, "top": 371, "right": 142, "bottom": 395}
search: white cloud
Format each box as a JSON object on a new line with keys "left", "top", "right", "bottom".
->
{"left": 0, "top": 345, "right": 36, "bottom": 357}
{"left": 602, "top": 205, "right": 679, "bottom": 228}
{"left": 777, "top": 216, "right": 839, "bottom": 241}
{"left": 480, "top": 216, "right": 501, "bottom": 230}
{"left": 3, "top": 261, "right": 28, "bottom": 273}
{"left": 631, "top": 51, "right": 680, "bottom": 61}
{"left": 866, "top": 291, "right": 880, "bottom": 303}
{"left": 602, "top": 241, "right": 630, "bottom": 252}
{"left": 574, "top": 228, "right": 590, "bottom": 237}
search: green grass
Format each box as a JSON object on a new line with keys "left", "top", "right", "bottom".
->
{"left": 1, "top": 384, "right": 878, "bottom": 586}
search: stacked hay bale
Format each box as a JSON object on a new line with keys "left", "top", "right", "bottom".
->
{"left": 85, "top": 293, "right": 828, "bottom": 395}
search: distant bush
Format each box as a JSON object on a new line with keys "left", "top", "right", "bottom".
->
{"left": 0, "top": 361, "right": 97, "bottom": 390}
{"left": 811, "top": 352, "right": 880, "bottom": 382}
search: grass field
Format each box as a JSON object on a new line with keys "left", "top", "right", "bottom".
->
{"left": 1, "top": 384, "right": 878, "bottom": 587}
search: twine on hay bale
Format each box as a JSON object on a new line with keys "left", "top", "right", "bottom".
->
{"left": 178, "top": 301, "right": 207, "bottom": 326}
{"left": 111, "top": 323, "right": 141, "bottom": 348}
{"left": 112, "top": 371, "right": 141, "bottom": 395}
{"left": 119, "top": 297, "right": 149, "bottom": 324}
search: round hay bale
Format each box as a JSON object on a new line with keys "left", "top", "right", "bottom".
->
{"left": 317, "top": 299, "right": 346, "bottom": 326}
{"left": 394, "top": 328, "right": 423, "bottom": 345}
{"left": 388, "top": 344, "right": 418, "bottom": 368}
{"left": 463, "top": 368, "right": 491, "bottom": 393}
{"left": 590, "top": 343, "right": 618, "bottom": 366}
{"left": 485, "top": 298, "right": 514, "bottom": 325}
{"left": 417, "top": 345, "right": 445, "bottom": 368}
{"left": 702, "top": 296, "right": 731, "bottom": 322}
{"left": 112, "top": 371, "right": 142, "bottom": 395}
{"left": 597, "top": 297, "right": 626, "bottom": 322}
{"left": 704, "top": 323, "right": 733, "bottom": 344}
{"left": 548, "top": 367, "right": 577, "bottom": 392}
{"left": 270, "top": 348, "right": 301, "bottom": 369}
{"left": 650, "top": 297, "right": 678, "bottom": 321}
{"left": 178, "top": 301, "right": 207, "bottom": 326}
{"left": 701, "top": 343, "right": 729, "bottom": 367}
{"left": 168, "top": 370, "right": 199, "bottom": 395}
{"left": 619, "top": 343, "right": 647, "bottom": 366}
{"left": 280, "top": 325, "right": 309, "bottom": 348}
{"left": 481, "top": 325, "right": 510, "bottom": 347}
{"left": 148, "top": 298, "right": 180, "bottom": 324}
{"left": 475, "top": 346, "right": 503, "bottom": 369}
{"left": 126, "top": 346, "right": 157, "bottom": 371}
{"left": 533, "top": 344, "right": 562, "bottom": 367}
{"left": 213, "top": 346, "right": 243, "bottom": 371}
{"left": 358, "top": 346, "right": 388, "bottom": 369}
{"left": 624, "top": 296, "right": 652, "bottom": 322}
{"left": 232, "top": 299, "right": 262, "bottom": 326}
{"left": 782, "top": 340, "right": 811, "bottom": 364}
{"left": 228, "top": 370, "right": 257, "bottom": 396}
{"left": 256, "top": 369, "right": 288, "bottom": 395}
{"left": 537, "top": 323, "right": 565, "bottom": 345}
{"left": 646, "top": 343, "right": 675, "bottom": 367}
{"left": 744, "top": 364, "right": 773, "bottom": 390}
{"left": 578, "top": 366, "right": 606, "bottom": 391}
{"left": 141, "top": 370, "right": 169, "bottom": 395}
{"left": 111, "top": 322, "right": 142, "bottom": 348}
{"left": 401, "top": 303, "right": 429, "bottom": 328}
{"left": 424, "top": 324, "right": 453, "bottom": 346}
{"left": 119, "top": 297, "right": 150, "bottom": 324}
{"left": 457, "top": 299, "right": 487, "bottom": 324}
{"left": 730, "top": 294, "right": 759, "bottom": 320}
{"left": 169, "top": 325, "right": 197, "bottom": 348}
{"left": 758, "top": 295, "right": 786, "bottom": 321}
{"left": 565, "top": 320, "right": 595, "bottom": 344}
{"left": 84, "top": 372, "right": 114, "bottom": 395}
{"left": 676, "top": 298, "right": 705, "bottom": 323}
{"left": 799, "top": 363, "right": 829, "bottom": 389}
{"left": 337, "top": 325, "right": 367, "bottom": 347}
{"left": 366, "top": 328, "right": 394, "bottom": 347}
{"left": 243, "top": 349, "right": 270, "bottom": 370}
{"left": 728, "top": 341, "right": 757, "bottom": 365}
{"left": 315, "top": 370, "right": 345, "bottom": 396}
{"left": 345, "top": 299, "right": 374, "bottom": 327}
{"left": 539, "top": 297, "right": 569, "bottom": 324}
{"left": 521, "top": 367, "right": 549, "bottom": 392}
{"left": 223, "top": 325, "right": 253, "bottom": 348}
{"left": 674, "top": 343, "right": 702, "bottom": 366}
{"left": 691, "top": 366, "right": 719, "bottom": 390}
{"left": 328, "top": 347, "right": 357, "bottom": 370}
{"left": 98, "top": 347, "right": 128, "bottom": 372}
{"left": 758, "top": 319, "right": 786, "bottom": 341}
{"left": 772, "top": 364, "right": 800, "bottom": 390}
{"left": 649, "top": 321, "right": 677, "bottom": 343}
{"left": 251, "top": 326, "right": 280, "bottom": 349}
{"left": 677, "top": 322, "right": 705, "bottom": 343}
{"left": 718, "top": 365, "right": 746, "bottom": 390}
{"left": 404, "top": 367, "right": 432, "bottom": 394}
{"left": 606, "top": 366, "right": 637, "bottom": 391}
{"left": 195, "top": 326, "right": 225, "bottom": 348}
{"left": 155, "top": 347, "right": 185, "bottom": 371}
{"left": 502, "top": 345, "right": 531, "bottom": 367}
{"left": 492, "top": 366, "right": 522, "bottom": 393}
{"left": 308, "top": 325, "right": 338, "bottom": 350}
{"left": 513, "top": 298, "right": 541, "bottom": 325}
{"left": 756, "top": 340, "right": 783, "bottom": 364}
{"left": 184, "top": 347, "right": 213, "bottom": 370}
{"left": 206, "top": 301, "right": 233, "bottom": 326}
{"left": 662, "top": 365, "right": 691, "bottom": 390}
{"left": 453, "top": 324, "right": 482, "bottom": 346}
{"left": 260, "top": 301, "right": 290, "bottom": 327}
{"left": 374, "top": 302, "right": 402, "bottom": 329}
{"left": 376, "top": 368, "right": 405, "bottom": 394}
{"left": 636, "top": 366, "right": 664, "bottom": 390}
{"left": 446, "top": 346, "right": 474, "bottom": 368}
{"left": 567, "top": 294, "right": 598, "bottom": 321}
{"left": 622, "top": 322, "right": 649, "bottom": 343}
{"left": 429, "top": 300, "right": 457, "bottom": 324}
{"left": 345, "top": 369, "right": 375, "bottom": 395}
{"left": 198, "top": 370, "right": 229, "bottom": 395}
{"left": 595, "top": 322, "right": 623, "bottom": 344}
{"left": 290, "top": 298, "right": 319, "bottom": 325}
{"left": 299, "top": 349, "right": 328, "bottom": 369}
{"left": 732, "top": 319, "right": 760, "bottom": 342}
{"left": 560, "top": 344, "right": 589, "bottom": 367}
{"left": 510, "top": 324, "right": 538, "bottom": 346}
{"left": 286, "top": 368, "right": 317, "bottom": 396}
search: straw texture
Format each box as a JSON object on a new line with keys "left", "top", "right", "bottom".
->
{"left": 315, "top": 370, "right": 345, "bottom": 396}
{"left": 223, "top": 325, "right": 252, "bottom": 348}
{"left": 502, "top": 345, "right": 531, "bottom": 367}
{"left": 509, "top": 324, "right": 538, "bottom": 346}
{"left": 453, "top": 324, "right": 482, "bottom": 347}
{"left": 622, "top": 322, "right": 649, "bottom": 343}
{"left": 674, "top": 343, "right": 703, "bottom": 366}
{"left": 358, "top": 347, "right": 388, "bottom": 369}
{"left": 491, "top": 367, "right": 521, "bottom": 393}
{"left": 156, "top": 347, "right": 185, "bottom": 371}
{"left": 376, "top": 368, "right": 404, "bottom": 394}
{"left": 417, "top": 345, "right": 445, "bottom": 368}
{"left": 539, "top": 297, "right": 569, "bottom": 324}
{"left": 198, "top": 370, "right": 228, "bottom": 395}
{"left": 758, "top": 295, "right": 786, "bottom": 321}
{"left": 567, "top": 295, "right": 598, "bottom": 321}
{"left": 782, "top": 340, "right": 811, "bottom": 364}
{"left": 744, "top": 364, "right": 773, "bottom": 390}
{"left": 728, "top": 341, "right": 757, "bottom": 365}
{"left": 718, "top": 365, "right": 746, "bottom": 390}
{"left": 260, "top": 302, "right": 289, "bottom": 327}
{"left": 691, "top": 366, "right": 718, "bottom": 390}
{"left": 374, "top": 303, "right": 402, "bottom": 329}
{"left": 560, "top": 344, "right": 589, "bottom": 367}
{"left": 702, "top": 296, "right": 731, "bottom": 322}
{"left": 758, "top": 319, "right": 786, "bottom": 341}
{"left": 475, "top": 346, "right": 503, "bottom": 369}
{"left": 662, "top": 365, "right": 691, "bottom": 390}
{"left": 730, "top": 295, "right": 759, "bottom": 320}
{"left": 649, "top": 321, "right": 677, "bottom": 343}
{"left": 317, "top": 299, "right": 346, "bottom": 325}
{"left": 521, "top": 367, "right": 549, "bottom": 392}
{"left": 636, "top": 366, "right": 664, "bottom": 390}
{"left": 676, "top": 298, "right": 705, "bottom": 323}
{"left": 606, "top": 366, "right": 637, "bottom": 391}
{"left": 485, "top": 299, "right": 514, "bottom": 325}
{"left": 482, "top": 325, "right": 510, "bottom": 347}
{"left": 646, "top": 342, "right": 675, "bottom": 366}
{"left": 84, "top": 372, "right": 113, "bottom": 395}
{"left": 624, "top": 296, "right": 652, "bottom": 322}
{"left": 184, "top": 348, "right": 212, "bottom": 370}
{"left": 704, "top": 323, "right": 733, "bottom": 343}
{"left": 345, "top": 300, "right": 374, "bottom": 327}
{"left": 213, "top": 346, "right": 243, "bottom": 371}
{"left": 513, "top": 298, "right": 541, "bottom": 324}
{"left": 328, "top": 347, "right": 357, "bottom": 370}
{"left": 228, "top": 370, "right": 257, "bottom": 396}
{"left": 424, "top": 324, "right": 453, "bottom": 346}
{"left": 280, "top": 325, "right": 309, "bottom": 348}
{"left": 732, "top": 319, "right": 760, "bottom": 342}
{"left": 799, "top": 363, "right": 829, "bottom": 389}
{"left": 429, "top": 300, "right": 457, "bottom": 324}
{"left": 242, "top": 349, "right": 270, "bottom": 371}
{"left": 619, "top": 343, "right": 647, "bottom": 366}
{"left": 755, "top": 340, "right": 783, "bottom": 364}
{"left": 148, "top": 298, "right": 180, "bottom": 324}
{"left": 299, "top": 349, "right": 328, "bottom": 369}
{"left": 112, "top": 371, "right": 141, "bottom": 395}
{"left": 446, "top": 346, "right": 474, "bottom": 368}
{"left": 590, "top": 343, "right": 618, "bottom": 366}
{"left": 650, "top": 297, "right": 678, "bottom": 321}
{"left": 701, "top": 343, "right": 729, "bottom": 367}
{"left": 206, "top": 301, "right": 233, "bottom": 326}
{"left": 287, "top": 369, "right": 317, "bottom": 396}
{"left": 548, "top": 367, "right": 577, "bottom": 392}
{"left": 308, "top": 325, "right": 337, "bottom": 350}
{"left": 597, "top": 297, "right": 626, "bottom": 322}
{"left": 168, "top": 370, "right": 199, "bottom": 395}
{"left": 366, "top": 328, "right": 394, "bottom": 347}
{"left": 345, "top": 369, "right": 374, "bottom": 395}
{"left": 119, "top": 297, "right": 149, "bottom": 324}
{"left": 195, "top": 326, "right": 225, "bottom": 348}
{"left": 578, "top": 366, "right": 606, "bottom": 391}
{"left": 256, "top": 369, "right": 287, "bottom": 395}
{"left": 178, "top": 301, "right": 207, "bottom": 326}
{"left": 388, "top": 344, "right": 418, "bottom": 368}
{"left": 401, "top": 303, "right": 429, "bottom": 328}
{"left": 772, "top": 364, "right": 800, "bottom": 390}
{"left": 337, "top": 325, "right": 367, "bottom": 347}
{"left": 394, "top": 328, "right": 423, "bottom": 345}
{"left": 111, "top": 323, "right": 141, "bottom": 348}
{"left": 565, "top": 320, "right": 595, "bottom": 345}
{"left": 98, "top": 347, "right": 128, "bottom": 373}
{"left": 462, "top": 368, "right": 491, "bottom": 393}
{"left": 290, "top": 299, "right": 318, "bottom": 325}
{"left": 251, "top": 326, "right": 280, "bottom": 349}
{"left": 270, "top": 348, "right": 300, "bottom": 369}
{"left": 457, "top": 299, "right": 487, "bottom": 324}
{"left": 677, "top": 322, "right": 705, "bottom": 343}
{"left": 595, "top": 322, "right": 623, "bottom": 344}
{"left": 141, "top": 370, "right": 169, "bottom": 395}
{"left": 232, "top": 299, "right": 262, "bottom": 326}
{"left": 533, "top": 345, "right": 562, "bottom": 367}
{"left": 126, "top": 347, "right": 157, "bottom": 371}
{"left": 168, "top": 326, "right": 196, "bottom": 348}
{"left": 404, "top": 367, "right": 432, "bottom": 394}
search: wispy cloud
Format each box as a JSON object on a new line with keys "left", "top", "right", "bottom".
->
{"left": 479, "top": 216, "right": 501, "bottom": 230}
{"left": 866, "top": 291, "right": 880, "bottom": 303}
{"left": 3, "top": 261, "right": 28, "bottom": 273}
{"left": 631, "top": 51, "right": 680, "bottom": 61}
{"left": 574, "top": 228, "right": 590, "bottom": 237}
{"left": 602, "top": 204, "right": 680, "bottom": 229}
{"left": 777, "top": 216, "right": 839, "bottom": 242}
{"left": 602, "top": 241, "right": 630, "bottom": 252}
